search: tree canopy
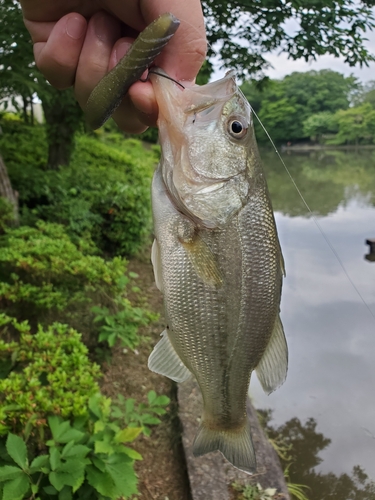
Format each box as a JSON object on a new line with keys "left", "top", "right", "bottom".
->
{"left": 202, "top": 0, "right": 375, "bottom": 77}
{"left": 241, "top": 69, "right": 359, "bottom": 142}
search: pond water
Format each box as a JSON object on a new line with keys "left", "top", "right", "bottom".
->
{"left": 252, "top": 149, "right": 375, "bottom": 498}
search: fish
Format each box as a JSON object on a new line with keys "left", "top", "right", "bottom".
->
{"left": 148, "top": 69, "right": 288, "bottom": 474}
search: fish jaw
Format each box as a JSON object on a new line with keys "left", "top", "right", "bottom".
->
{"left": 150, "top": 70, "right": 256, "bottom": 228}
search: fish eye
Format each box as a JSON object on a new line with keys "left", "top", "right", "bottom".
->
{"left": 228, "top": 118, "right": 247, "bottom": 139}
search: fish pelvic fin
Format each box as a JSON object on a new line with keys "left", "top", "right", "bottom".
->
{"left": 193, "top": 419, "right": 256, "bottom": 474}
{"left": 256, "top": 314, "right": 288, "bottom": 395}
{"left": 148, "top": 330, "right": 191, "bottom": 383}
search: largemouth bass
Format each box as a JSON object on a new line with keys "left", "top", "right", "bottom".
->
{"left": 148, "top": 70, "right": 288, "bottom": 474}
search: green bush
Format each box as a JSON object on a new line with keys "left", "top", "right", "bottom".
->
{"left": 0, "top": 316, "right": 169, "bottom": 499}
{"left": 0, "top": 199, "right": 14, "bottom": 233}
{"left": 0, "top": 221, "right": 154, "bottom": 351}
{"left": 0, "top": 393, "right": 142, "bottom": 499}
{"left": 0, "top": 117, "right": 158, "bottom": 256}
{"left": 0, "top": 221, "right": 126, "bottom": 324}
{"left": 0, "top": 314, "right": 101, "bottom": 437}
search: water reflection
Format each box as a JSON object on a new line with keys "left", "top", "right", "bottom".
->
{"left": 260, "top": 411, "right": 375, "bottom": 500}
{"left": 252, "top": 149, "right": 375, "bottom": 495}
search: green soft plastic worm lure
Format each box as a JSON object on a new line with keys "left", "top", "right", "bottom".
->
{"left": 84, "top": 12, "right": 180, "bottom": 129}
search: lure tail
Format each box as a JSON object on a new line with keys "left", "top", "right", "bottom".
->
{"left": 192, "top": 419, "right": 256, "bottom": 474}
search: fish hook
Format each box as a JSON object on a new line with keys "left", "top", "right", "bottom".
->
{"left": 141, "top": 69, "right": 186, "bottom": 89}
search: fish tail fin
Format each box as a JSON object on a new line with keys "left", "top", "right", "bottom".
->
{"left": 192, "top": 419, "right": 256, "bottom": 474}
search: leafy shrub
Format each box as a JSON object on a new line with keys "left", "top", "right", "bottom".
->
{"left": 0, "top": 220, "right": 155, "bottom": 352}
{"left": 112, "top": 390, "right": 170, "bottom": 437}
{"left": 232, "top": 482, "right": 278, "bottom": 500}
{"left": 0, "top": 314, "right": 101, "bottom": 437}
{"left": 0, "top": 221, "right": 126, "bottom": 324}
{"left": 91, "top": 304, "right": 156, "bottom": 349}
{"left": 0, "top": 117, "right": 158, "bottom": 256}
{"left": 0, "top": 198, "right": 13, "bottom": 233}
{"left": 0, "top": 396, "right": 142, "bottom": 499}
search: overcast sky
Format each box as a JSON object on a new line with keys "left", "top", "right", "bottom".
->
{"left": 212, "top": 12, "right": 375, "bottom": 84}
{"left": 265, "top": 28, "right": 375, "bottom": 82}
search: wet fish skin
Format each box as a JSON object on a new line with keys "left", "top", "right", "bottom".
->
{"left": 149, "top": 71, "right": 288, "bottom": 473}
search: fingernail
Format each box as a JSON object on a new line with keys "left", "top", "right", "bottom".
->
{"left": 66, "top": 16, "right": 86, "bottom": 40}
{"left": 94, "top": 12, "right": 113, "bottom": 43}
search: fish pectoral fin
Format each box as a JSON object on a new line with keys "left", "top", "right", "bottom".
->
{"left": 180, "top": 234, "right": 223, "bottom": 288}
{"left": 255, "top": 314, "right": 288, "bottom": 395}
{"left": 151, "top": 238, "right": 163, "bottom": 292}
{"left": 148, "top": 330, "right": 191, "bottom": 383}
{"left": 193, "top": 419, "right": 256, "bottom": 474}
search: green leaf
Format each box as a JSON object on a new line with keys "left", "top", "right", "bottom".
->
{"left": 2, "top": 473, "right": 30, "bottom": 500}
{"left": 0, "top": 465, "right": 24, "bottom": 482}
{"left": 49, "top": 471, "right": 69, "bottom": 492}
{"left": 62, "top": 445, "right": 91, "bottom": 459}
{"left": 115, "top": 427, "right": 142, "bottom": 443}
{"left": 49, "top": 419, "right": 84, "bottom": 444}
{"left": 48, "top": 416, "right": 62, "bottom": 440}
{"left": 43, "top": 485, "right": 58, "bottom": 495}
{"left": 6, "top": 434, "right": 27, "bottom": 469}
{"left": 94, "top": 420, "right": 105, "bottom": 434}
{"left": 59, "top": 485, "right": 73, "bottom": 500}
{"left": 50, "top": 447, "right": 61, "bottom": 471}
{"left": 94, "top": 440, "right": 114, "bottom": 455}
{"left": 91, "top": 457, "right": 105, "bottom": 472}
{"left": 86, "top": 465, "right": 117, "bottom": 498}
{"left": 106, "top": 459, "right": 138, "bottom": 497}
{"left": 30, "top": 455, "right": 49, "bottom": 473}
{"left": 147, "top": 391, "right": 157, "bottom": 404}
{"left": 154, "top": 395, "right": 170, "bottom": 406}
{"left": 61, "top": 441, "right": 75, "bottom": 458}
{"left": 121, "top": 447, "right": 142, "bottom": 460}
{"left": 49, "top": 469, "right": 85, "bottom": 493}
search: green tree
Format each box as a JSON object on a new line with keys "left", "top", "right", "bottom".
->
{"left": 241, "top": 70, "right": 358, "bottom": 143}
{"left": 303, "top": 112, "right": 338, "bottom": 143}
{"left": 354, "top": 80, "right": 375, "bottom": 108}
{"left": 332, "top": 103, "right": 375, "bottom": 145}
{"left": 0, "top": 0, "right": 84, "bottom": 169}
{"left": 202, "top": 0, "right": 375, "bottom": 77}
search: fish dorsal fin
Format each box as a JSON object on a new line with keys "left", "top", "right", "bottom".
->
{"left": 148, "top": 330, "right": 191, "bottom": 383}
{"left": 151, "top": 238, "right": 163, "bottom": 292}
{"left": 180, "top": 234, "right": 224, "bottom": 288}
{"left": 256, "top": 315, "right": 288, "bottom": 395}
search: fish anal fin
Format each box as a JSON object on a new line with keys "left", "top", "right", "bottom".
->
{"left": 151, "top": 238, "right": 163, "bottom": 292}
{"left": 193, "top": 419, "right": 256, "bottom": 474}
{"left": 180, "top": 234, "right": 223, "bottom": 288}
{"left": 148, "top": 330, "right": 191, "bottom": 383}
{"left": 256, "top": 315, "right": 288, "bottom": 395}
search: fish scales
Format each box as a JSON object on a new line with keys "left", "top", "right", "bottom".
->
{"left": 149, "top": 69, "right": 288, "bottom": 474}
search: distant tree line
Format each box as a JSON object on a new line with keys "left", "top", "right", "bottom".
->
{"left": 241, "top": 70, "right": 375, "bottom": 146}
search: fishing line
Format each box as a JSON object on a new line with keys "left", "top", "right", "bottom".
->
{"left": 145, "top": 69, "right": 186, "bottom": 88}
{"left": 251, "top": 107, "right": 375, "bottom": 322}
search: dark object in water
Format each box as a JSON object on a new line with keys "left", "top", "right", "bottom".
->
{"left": 365, "top": 238, "right": 375, "bottom": 262}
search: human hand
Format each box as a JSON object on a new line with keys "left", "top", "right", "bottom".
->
{"left": 20, "top": 0, "right": 207, "bottom": 133}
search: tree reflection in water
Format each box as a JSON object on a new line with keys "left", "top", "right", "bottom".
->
{"left": 259, "top": 410, "right": 375, "bottom": 500}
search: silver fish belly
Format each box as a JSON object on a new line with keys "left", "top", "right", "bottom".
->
{"left": 148, "top": 70, "right": 288, "bottom": 474}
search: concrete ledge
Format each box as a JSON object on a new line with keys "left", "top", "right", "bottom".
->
{"left": 178, "top": 379, "right": 290, "bottom": 500}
